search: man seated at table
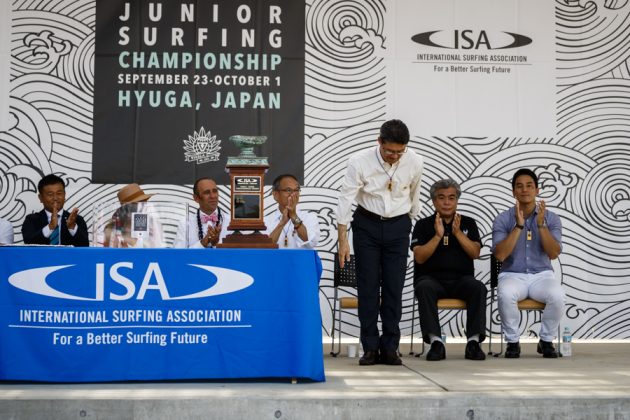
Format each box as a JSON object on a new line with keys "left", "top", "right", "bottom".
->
{"left": 0, "top": 216, "right": 14, "bottom": 244}
{"left": 411, "top": 178, "right": 486, "bottom": 361}
{"left": 173, "top": 177, "right": 228, "bottom": 248}
{"left": 263, "top": 174, "right": 320, "bottom": 249}
{"left": 22, "top": 174, "right": 89, "bottom": 246}
{"left": 104, "top": 183, "right": 164, "bottom": 248}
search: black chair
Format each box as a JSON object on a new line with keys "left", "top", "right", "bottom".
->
{"left": 488, "top": 255, "right": 561, "bottom": 357}
{"left": 330, "top": 254, "right": 358, "bottom": 357}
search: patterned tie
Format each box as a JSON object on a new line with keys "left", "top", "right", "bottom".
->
{"left": 50, "top": 225, "right": 60, "bottom": 245}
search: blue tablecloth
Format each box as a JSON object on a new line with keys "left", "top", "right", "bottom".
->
{"left": 0, "top": 247, "right": 324, "bottom": 382}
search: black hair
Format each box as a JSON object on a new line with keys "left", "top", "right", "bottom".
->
{"left": 511, "top": 169, "right": 538, "bottom": 189}
{"left": 379, "top": 119, "right": 410, "bottom": 145}
{"left": 37, "top": 174, "right": 65, "bottom": 194}
{"left": 272, "top": 174, "right": 299, "bottom": 191}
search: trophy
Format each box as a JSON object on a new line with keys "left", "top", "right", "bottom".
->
{"left": 217, "top": 135, "right": 277, "bottom": 248}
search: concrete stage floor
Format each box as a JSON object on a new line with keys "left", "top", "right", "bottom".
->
{"left": 1, "top": 341, "right": 629, "bottom": 419}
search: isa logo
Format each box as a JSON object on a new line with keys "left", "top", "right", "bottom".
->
{"left": 8, "top": 262, "right": 253, "bottom": 301}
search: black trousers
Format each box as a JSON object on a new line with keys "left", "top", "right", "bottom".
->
{"left": 352, "top": 210, "right": 411, "bottom": 352}
{"left": 415, "top": 274, "right": 487, "bottom": 344}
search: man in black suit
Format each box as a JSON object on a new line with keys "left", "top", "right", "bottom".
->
{"left": 22, "top": 174, "right": 89, "bottom": 247}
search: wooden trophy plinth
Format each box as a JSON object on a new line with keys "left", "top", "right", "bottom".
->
{"left": 217, "top": 136, "right": 278, "bottom": 248}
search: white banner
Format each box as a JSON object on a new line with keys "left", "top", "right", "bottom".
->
{"left": 386, "top": 0, "right": 555, "bottom": 138}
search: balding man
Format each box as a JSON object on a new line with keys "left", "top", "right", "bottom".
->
{"left": 174, "top": 177, "right": 228, "bottom": 248}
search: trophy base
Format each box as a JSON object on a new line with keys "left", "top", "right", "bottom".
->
{"left": 216, "top": 232, "right": 278, "bottom": 249}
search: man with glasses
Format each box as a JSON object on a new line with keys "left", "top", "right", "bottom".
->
{"left": 264, "top": 174, "right": 320, "bottom": 249}
{"left": 337, "top": 119, "right": 424, "bottom": 366}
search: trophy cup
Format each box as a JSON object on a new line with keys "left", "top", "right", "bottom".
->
{"left": 217, "top": 135, "right": 277, "bottom": 248}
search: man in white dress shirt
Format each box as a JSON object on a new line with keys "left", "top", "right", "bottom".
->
{"left": 263, "top": 174, "right": 320, "bottom": 249}
{"left": 174, "top": 178, "right": 228, "bottom": 248}
{"left": 337, "top": 119, "right": 424, "bottom": 366}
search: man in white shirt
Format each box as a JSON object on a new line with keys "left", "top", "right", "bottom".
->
{"left": 0, "top": 217, "right": 13, "bottom": 244}
{"left": 174, "top": 177, "right": 228, "bottom": 248}
{"left": 263, "top": 174, "right": 320, "bottom": 249}
{"left": 337, "top": 119, "right": 424, "bottom": 366}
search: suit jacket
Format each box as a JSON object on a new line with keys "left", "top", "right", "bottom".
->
{"left": 22, "top": 209, "right": 89, "bottom": 247}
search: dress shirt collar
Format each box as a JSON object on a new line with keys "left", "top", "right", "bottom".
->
{"left": 374, "top": 145, "right": 402, "bottom": 170}
{"left": 45, "top": 209, "right": 64, "bottom": 221}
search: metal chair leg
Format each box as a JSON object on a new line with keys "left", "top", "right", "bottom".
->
{"left": 409, "top": 297, "right": 416, "bottom": 355}
{"left": 330, "top": 288, "right": 340, "bottom": 357}
{"left": 557, "top": 325, "right": 562, "bottom": 357}
{"left": 488, "top": 288, "right": 504, "bottom": 357}
{"left": 414, "top": 340, "right": 426, "bottom": 357}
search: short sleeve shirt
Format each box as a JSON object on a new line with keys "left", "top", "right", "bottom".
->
{"left": 411, "top": 213, "right": 481, "bottom": 281}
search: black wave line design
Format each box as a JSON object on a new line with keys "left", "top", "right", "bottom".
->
{"left": 557, "top": 79, "right": 630, "bottom": 142}
{"left": 575, "top": 160, "right": 630, "bottom": 232}
{"left": 11, "top": 75, "right": 92, "bottom": 178}
{"left": 609, "top": 55, "right": 630, "bottom": 79}
{"left": 557, "top": 78, "right": 630, "bottom": 233}
{"left": 307, "top": 0, "right": 385, "bottom": 60}
{"left": 294, "top": 188, "right": 340, "bottom": 254}
{"left": 556, "top": 0, "right": 630, "bottom": 85}
{"left": 305, "top": 123, "right": 383, "bottom": 188}
{"left": 575, "top": 302, "right": 630, "bottom": 339}
{"left": 305, "top": 0, "right": 387, "bottom": 130}
{"left": 10, "top": 7, "right": 95, "bottom": 183}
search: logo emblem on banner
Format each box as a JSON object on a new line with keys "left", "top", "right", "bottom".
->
{"left": 8, "top": 263, "right": 253, "bottom": 301}
{"left": 411, "top": 30, "right": 532, "bottom": 50}
{"left": 183, "top": 127, "right": 222, "bottom": 164}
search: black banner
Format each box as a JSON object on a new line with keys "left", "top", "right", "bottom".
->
{"left": 94, "top": 0, "right": 305, "bottom": 184}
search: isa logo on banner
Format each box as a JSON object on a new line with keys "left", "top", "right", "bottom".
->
{"left": 8, "top": 262, "right": 253, "bottom": 301}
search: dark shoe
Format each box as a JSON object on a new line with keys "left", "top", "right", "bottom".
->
{"left": 359, "top": 350, "right": 379, "bottom": 366}
{"left": 380, "top": 350, "right": 402, "bottom": 365}
{"left": 505, "top": 342, "right": 521, "bottom": 358}
{"left": 426, "top": 341, "right": 446, "bottom": 361}
{"left": 465, "top": 340, "right": 486, "bottom": 361}
{"left": 537, "top": 340, "right": 559, "bottom": 358}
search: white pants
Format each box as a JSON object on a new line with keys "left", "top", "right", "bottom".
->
{"left": 497, "top": 270, "right": 565, "bottom": 343}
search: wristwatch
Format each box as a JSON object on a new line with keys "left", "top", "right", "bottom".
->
{"left": 292, "top": 216, "right": 303, "bottom": 227}
{"left": 514, "top": 223, "right": 524, "bottom": 230}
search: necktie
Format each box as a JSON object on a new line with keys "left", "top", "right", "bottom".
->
{"left": 50, "top": 225, "right": 60, "bottom": 245}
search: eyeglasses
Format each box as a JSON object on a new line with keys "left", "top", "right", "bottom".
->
{"left": 381, "top": 147, "right": 407, "bottom": 156}
{"left": 278, "top": 187, "right": 301, "bottom": 194}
